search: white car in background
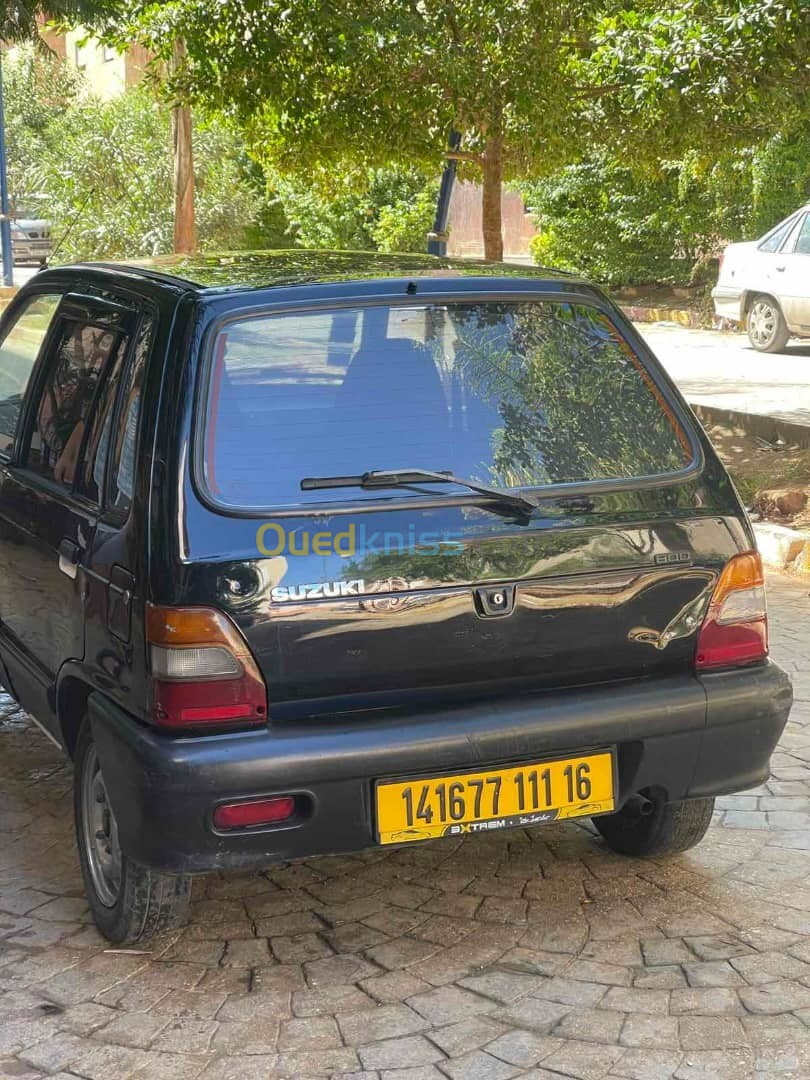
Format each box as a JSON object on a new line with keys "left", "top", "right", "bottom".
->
{"left": 712, "top": 204, "right": 810, "bottom": 353}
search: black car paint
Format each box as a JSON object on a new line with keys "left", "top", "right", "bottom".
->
{"left": 0, "top": 251, "right": 792, "bottom": 874}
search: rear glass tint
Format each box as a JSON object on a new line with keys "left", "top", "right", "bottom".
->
{"left": 202, "top": 301, "right": 692, "bottom": 509}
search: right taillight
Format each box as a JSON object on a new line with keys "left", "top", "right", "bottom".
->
{"left": 146, "top": 604, "right": 268, "bottom": 731}
{"left": 695, "top": 552, "right": 768, "bottom": 671}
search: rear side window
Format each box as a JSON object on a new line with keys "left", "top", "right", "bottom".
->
{"left": 0, "top": 293, "right": 60, "bottom": 456}
{"left": 109, "top": 314, "right": 152, "bottom": 514}
{"left": 759, "top": 216, "right": 797, "bottom": 253}
{"left": 791, "top": 215, "right": 810, "bottom": 255}
{"left": 202, "top": 301, "right": 692, "bottom": 510}
{"left": 78, "top": 314, "right": 152, "bottom": 511}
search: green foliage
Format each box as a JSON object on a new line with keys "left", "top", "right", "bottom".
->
{"left": 1, "top": 0, "right": 121, "bottom": 45}
{"left": 373, "top": 183, "right": 439, "bottom": 254}
{"left": 5, "top": 50, "right": 288, "bottom": 260}
{"left": 525, "top": 131, "right": 810, "bottom": 286}
{"left": 3, "top": 44, "right": 81, "bottom": 213}
{"left": 584, "top": 0, "right": 809, "bottom": 161}
{"left": 121, "top": 0, "right": 589, "bottom": 176}
{"left": 273, "top": 167, "right": 437, "bottom": 253}
{"left": 524, "top": 156, "right": 712, "bottom": 286}
{"left": 747, "top": 133, "right": 810, "bottom": 235}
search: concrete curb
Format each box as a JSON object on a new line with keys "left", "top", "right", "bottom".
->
{"left": 754, "top": 522, "right": 810, "bottom": 578}
{"left": 620, "top": 304, "right": 707, "bottom": 328}
{"left": 692, "top": 404, "right": 810, "bottom": 450}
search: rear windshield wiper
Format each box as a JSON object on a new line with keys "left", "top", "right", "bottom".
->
{"left": 301, "top": 468, "right": 539, "bottom": 515}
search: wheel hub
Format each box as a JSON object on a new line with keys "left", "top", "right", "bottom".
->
{"left": 81, "top": 745, "right": 122, "bottom": 907}
{"left": 750, "top": 301, "right": 776, "bottom": 346}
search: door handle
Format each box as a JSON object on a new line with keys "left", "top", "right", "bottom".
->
{"left": 58, "top": 538, "right": 80, "bottom": 579}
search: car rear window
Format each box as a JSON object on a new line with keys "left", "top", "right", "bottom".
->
{"left": 201, "top": 301, "right": 692, "bottom": 509}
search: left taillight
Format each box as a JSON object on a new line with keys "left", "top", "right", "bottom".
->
{"left": 146, "top": 604, "right": 268, "bottom": 731}
{"left": 695, "top": 552, "right": 768, "bottom": 671}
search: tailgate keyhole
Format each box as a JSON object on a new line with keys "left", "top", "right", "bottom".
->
{"left": 474, "top": 585, "right": 516, "bottom": 618}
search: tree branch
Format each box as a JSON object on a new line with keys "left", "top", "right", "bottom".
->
{"left": 446, "top": 150, "right": 484, "bottom": 164}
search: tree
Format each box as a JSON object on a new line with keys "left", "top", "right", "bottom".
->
{"left": 584, "top": 0, "right": 809, "bottom": 159}
{"left": 22, "top": 79, "right": 288, "bottom": 260}
{"left": 169, "top": 39, "right": 195, "bottom": 253}
{"left": 112, "top": 0, "right": 598, "bottom": 261}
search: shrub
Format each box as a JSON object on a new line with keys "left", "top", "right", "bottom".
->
{"left": 524, "top": 134, "right": 810, "bottom": 287}
{"left": 523, "top": 156, "right": 712, "bottom": 286}
{"left": 273, "top": 167, "right": 436, "bottom": 252}
{"left": 3, "top": 47, "right": 288, "bottom": 262}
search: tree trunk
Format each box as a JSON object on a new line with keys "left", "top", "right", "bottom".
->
{"left": 170, "top": 40, "right": 196, "bottom": 255}
{"left": 481, "top": 135, "right": 503, "bottom": 262}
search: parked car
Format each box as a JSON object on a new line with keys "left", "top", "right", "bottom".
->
{"left": 0, "top": 252, "right": 792, "bottom": 942}
{"left": 713, "top": 204, "right": 810, "bottom": 352}
{"left": 0, "top": 218, "right": 52, "bottom": 266}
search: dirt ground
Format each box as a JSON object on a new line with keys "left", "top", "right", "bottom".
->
{"left": 705, "top": 421, "right": 810, "bottom": 525}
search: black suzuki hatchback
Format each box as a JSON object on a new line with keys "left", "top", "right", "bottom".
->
{"left": 0, "top": 251, "right": 792, "bottom": 942}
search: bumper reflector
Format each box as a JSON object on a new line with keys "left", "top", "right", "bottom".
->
{"left": 213, "top": 796, "right": 296, "bottom": 830}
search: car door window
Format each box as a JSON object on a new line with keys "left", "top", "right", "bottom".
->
{"left": 0, "top": 293, "right": 61, "bottom": 457}
{"left": 26, "top": 319, "right": 127, "bottom": 488}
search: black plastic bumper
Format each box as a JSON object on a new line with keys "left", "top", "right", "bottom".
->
{"left": 89, "top": 661, "right": 792, "bottom": 873}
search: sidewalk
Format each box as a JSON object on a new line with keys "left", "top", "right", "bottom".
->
{"left": 637, "top": 322, "right": 810, "bottom": 435}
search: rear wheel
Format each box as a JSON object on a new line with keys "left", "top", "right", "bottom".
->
{"left": 593, "top": 791, "right": 715, "bottom": 857}
{"left": 747, "top": 295, "right": 790, "bottom": 353}
{"left": 74, "top": 722, "right": 191, "bottom": 943}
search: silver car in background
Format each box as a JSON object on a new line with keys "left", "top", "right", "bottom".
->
{"left": 1, "top": 217, "right": 52, "bottom": 265}
{"left": 712, "top": 205, "right": 810, "bottom": 353}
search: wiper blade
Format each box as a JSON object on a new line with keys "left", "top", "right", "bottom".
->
{"left": 302, "top": 468, "right": 538, "bottom": 515}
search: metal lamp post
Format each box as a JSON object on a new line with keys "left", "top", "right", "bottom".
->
{"left": 0, "top": 55, "right": 14, "bottom": 286}
{"left": 427, "top": 130, "right": 461, "bottom": 257}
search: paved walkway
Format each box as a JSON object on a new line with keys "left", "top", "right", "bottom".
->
{"left": 0, "top": 574, "right": 808, "bottom": 1080}
{"left": 636, "top": 324, "right": 810, "bottom": 428}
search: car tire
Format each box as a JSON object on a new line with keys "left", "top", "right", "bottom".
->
{"left": 747, "top": 295, "right": 791, "bottom": 353}
{"left": 74, "top": 721, "right": 191, "bottom": 943}
{"left": 592, "top": 791, "right": 715, "bottom": 857}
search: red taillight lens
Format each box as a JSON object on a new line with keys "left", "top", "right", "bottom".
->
{"left": 213, "top": 796, "right": 295, "bottom": 830}
{"left": 695, "top": 552, "right": 768, "bottom": 671}
{"left": 146, "top": 604, "right": 267, "bottom": 731}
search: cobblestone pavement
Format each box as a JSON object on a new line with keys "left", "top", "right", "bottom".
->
{"left": 0, "top": 573, "right": 808, "bottom": 1080}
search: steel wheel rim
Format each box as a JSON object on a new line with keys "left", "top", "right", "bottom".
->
{"left": 749, "top": 301, "right": 777, "bottom": 347}
{"left": 81, "top": 743, "right": 122, "bottom": 907}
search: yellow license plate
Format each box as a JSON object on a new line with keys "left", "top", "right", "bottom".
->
{"left": 376, "top": 750, "right": 615, "bottom": 845}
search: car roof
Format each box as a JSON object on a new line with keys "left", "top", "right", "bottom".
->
{"left": 53, "top": 249, "right": 583, "bottom": 295}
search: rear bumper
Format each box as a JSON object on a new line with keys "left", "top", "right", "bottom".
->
{"left": 712, "top": 285, "right": 743, "bottom": 322}
{"left": 90, "top": 661, "right": 792, "bottom": 873}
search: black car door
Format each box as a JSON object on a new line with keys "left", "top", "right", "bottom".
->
{"left": 0, "top": 292, "right": 136, "bottom": 733}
